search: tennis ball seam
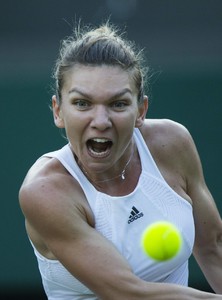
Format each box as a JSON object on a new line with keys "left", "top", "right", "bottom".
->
{"left": 141, "top": 221, "right": 182, "bottom": 261}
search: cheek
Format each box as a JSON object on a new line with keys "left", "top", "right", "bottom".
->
{"left": 125, "top": 108, "right": 141, "bottom": 127}
{"left": 63, "top": 116, "right": 82, "bottom": 140}
{"left": 117, "top": 114, "right": 137, "bottom": 140}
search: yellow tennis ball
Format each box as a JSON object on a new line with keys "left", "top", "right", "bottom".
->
{"left": 141, "top": 221, "right": 182, "bottom": 261}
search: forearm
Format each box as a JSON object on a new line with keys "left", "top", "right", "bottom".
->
{"left": 100, "top": 279, "right": 222, "bottom": 300}
{"left": 141, "top": 282, "right": 221, "bottom": 300}
{"left": 196, "top": 257, "right": 222, "bottom": 294}
{"left": 57, "top": 242, "right": 222, "bottom": 300}
{"left": 194, "top": 244, "right": 222, "bottom": 294}
{"left": 206, "top": 266, "right": 222, "bottom": 294}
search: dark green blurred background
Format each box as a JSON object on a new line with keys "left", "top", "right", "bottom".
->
{"left": 1, "top": 0, "right": 222, "bottom": 298}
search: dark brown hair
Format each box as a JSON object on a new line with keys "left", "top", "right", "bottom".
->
{"left": 53, "top": 21, "right": 148, "bottom": 104}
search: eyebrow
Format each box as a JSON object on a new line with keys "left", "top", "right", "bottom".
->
{"left": 68, "top": 87, "right": 132, "bottom": 100}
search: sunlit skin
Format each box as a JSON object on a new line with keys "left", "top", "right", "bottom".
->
{"left": 19, "top": 64, "right": 222, "bottom": 299}
{"left": 52, "top": 64, "right": 148, "bottom": 184}
{"left": 18, "top": 19, "right": 222, "bottom": 298}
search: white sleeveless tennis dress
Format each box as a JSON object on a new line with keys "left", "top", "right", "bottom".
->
{"left": 30, "top": 128, "right": 195, "bottom": 300}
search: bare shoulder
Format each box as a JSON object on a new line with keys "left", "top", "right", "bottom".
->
{"left": 141, "top": 118, "right": 191, "bottom": 139}
{"left": 20, "top": 155, "right": 92, "bottom": 218}
{"left": 140, "top": 118, "right": 198, "bottom": 167}
{"left": 139, "top": 119, "right": 203, "bottom": 203}
{"left": 19, "top": 156, "right": 75, "bottom": 212}
{"left": 140, "top": 118, "right": 195, "bottom": 153}
{"left": 19, "top": 156, "right": 94, "bottom": 248}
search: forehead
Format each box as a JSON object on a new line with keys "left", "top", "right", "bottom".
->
{"left": 62, "top": 64, "right": 137, "bottom": 96}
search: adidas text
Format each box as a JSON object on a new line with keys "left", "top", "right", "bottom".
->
{"left": 128, "top": 212, "right": 144, "bottom": 224}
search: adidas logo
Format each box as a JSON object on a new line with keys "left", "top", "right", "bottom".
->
{"left": 128, "top": 206, "right": 144, "bottom": 224}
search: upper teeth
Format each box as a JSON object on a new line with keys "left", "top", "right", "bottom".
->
{"left": 92, "top": 138, "right": 109, "bottom": 143}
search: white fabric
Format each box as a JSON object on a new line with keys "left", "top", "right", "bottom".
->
{"left": 30, "top": 128, "right": 195, "bottom": 299}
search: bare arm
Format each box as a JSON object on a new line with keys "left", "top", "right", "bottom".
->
{"left": 151, "top": 119, "right": 222, "bottom": 294}
{"left": 183, "top": 130, "right": 222, "bottom": 293}
{"left": 19, "top": 156, "right": 222, "bottom": 300}
{"left": 141, "top": 119, "right": 222, "bottom": 294}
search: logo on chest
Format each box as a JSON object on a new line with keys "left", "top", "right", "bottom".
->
{"left": 128, "top": 206, "right": 144, "bottom": 224}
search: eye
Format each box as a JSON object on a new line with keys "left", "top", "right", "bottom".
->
{"left": 111, "top": 100, "right": 128, "bottom": 110}
{"left": 73, "top": 99, "right": 90, "bottom": 110}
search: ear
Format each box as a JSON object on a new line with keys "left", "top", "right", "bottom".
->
{"left": 135, "top": 96, "right": 148, "bottom": 128}
{"left": 52, "top": 95, "right": 65, "bottom": 128}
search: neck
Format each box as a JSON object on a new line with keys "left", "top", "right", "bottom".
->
{"left": 94, "top": 146, "right": 134, "bottom": 183}
{"left": 78, "top": 143, "right": 135, "bottom": 185}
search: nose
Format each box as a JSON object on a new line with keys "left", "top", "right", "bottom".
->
{"left": 90, "top": 105, "right": 112, "bottom": 131}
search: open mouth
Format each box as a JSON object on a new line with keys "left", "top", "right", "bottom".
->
{"left": 86, "top": 138, "right": 113, "bottom": 157}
